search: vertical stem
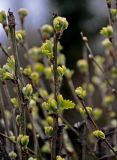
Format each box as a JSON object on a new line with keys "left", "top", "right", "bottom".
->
{"left": 2, "top": 82, "right": 22, "bottom": 160}
{"left": 8, "top": 10, "right": 26, "bottom": 135}
{"left": 0, "top": 86, "right": 10, "bottom": 150}
{"left": 51, "top": 33, "right": 59, "bottom": 160}
{"left": 28, "top": 112, "right": 42, "bottom": 160}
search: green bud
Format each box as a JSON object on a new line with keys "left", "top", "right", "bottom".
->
{"left": 0, "top": 70, "right": 14, "bottom": 80}
{"left": 20, "top": 135, "right": 29, "bottom": 147}
{"left": 47, "top": 98, "right": 57, "bottom": 112}
{"left": 44, "top": 67, "right": 53, "bottom": 79}
{"left": 102, "top": 38, "right": 112, "bottom": 49}
{"left": 28, "top": 157, "right": 37, "bottom": 160}
{"left": 18, "top": 8, "right": 28, "bottom": 18}
{"left": 64, "top": 68, "right": 74, "bottom": 79}
{"left": 40, "top": 40, "right": 53, "bottom": 58}
{"left": 53, "top": 16, "right": 69, "bottom": 32}
{"left": 30, "top": 72, "right": 39, "bottom": 84}
{"left": 28, "top": 47, "right": 41, "bottom": 61}
{"left": 24, "top": 66, "right": 32, "bottom": 77}
{"left": 29, "top": 99, "right": 36, "bottom": 108}
{"left": 16, "top": 30, "right": 26, "bottom": 42}
{"left": 79, "top": 106, "right": 93, "bottom": 115}
{"left": 57, "top": 65, "right": 66, "bottom": 77}
{"left": 77, "top": 59, "right": 88, "bottom": 73}
{"left": 9, "top": 136, "right": 16, "bottom": 143}
{"left": 38, "top": 88, "right": 48, "bottom": 98}
{"left": 40, "top": 24, "right": 54, "bottom": 39}
{"left": 11, "top": 98, "right": 19, "bottom": 108}
{"left": 93, "top": 130, "right": 105, "bottom": 139}
{"left": 57, "top": 94, "right": 63, "bottom": 104}
{"left": 111, "top": 119, "right": 117, "bottom": 128}
{"left": 22, "top": 84, "right": 33, "bottom": 98}
{"left": 16, "top": 33, "right": 23, "bottom": 42}
{"left": 16, "top": 115, "right": 21, "bottom": 126}
{"left": 33, "top": 63, "right": 44, "bottom": 73}
{"left": 9, "top": 151, "right": 17, "bottom": 159}
{"left": 103, "top": 95, "right": 115, "bottom": 106}
{"left": 93, "top": 108, "right": 102, "bottom": 120}
{"left": 44, "top": 126, "right": 53, "bottom": 136}
{"left": 42, "top": 102, "right": 49, "bottom": 110}
{"left": 17, "top": 134, "right": 29, "bottom": 147}
{"left": 46, "top": 116, "right": 53, "bottom": 126}
{"left": 41, "top": 142, "right": 50, "bottom": 153}
{"left": 57, "top": 54, "right": 66, "bottom": 65}
{"left": 56, "top": 156, "right": 65, "bottom": 160}
{"left": 111, "top": 9, "right": 117, "bottom": 17}
{"left": 75, "top": 87, "right": 86, "bottom": 99}
{"left": 0, "top": 10, "right": 6, "bottom": 24}
{"left": 100, "top": 25, "right": 113, "bottom": 37}
{"left": 111, "top": 67, "right": 117, "bottom": 78}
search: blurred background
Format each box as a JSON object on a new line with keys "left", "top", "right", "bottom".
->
{"left": 0, "top": 0, "right": 108, "bottom": 67}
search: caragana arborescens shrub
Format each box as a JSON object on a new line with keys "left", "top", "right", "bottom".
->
{"left": 0, "top": 2, "right": 117, "bottom": 159}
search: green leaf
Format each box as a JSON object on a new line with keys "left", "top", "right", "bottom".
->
{"left": 61, "top": 99, "right": 75, "bottom": 110}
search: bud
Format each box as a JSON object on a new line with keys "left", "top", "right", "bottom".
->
{"left": 56, "top": 156, "right": 65, "bottom": 160}
{"left": 17, "top": 134, "right": 29, "bottom": 147}
{"left": 16, "top": 30, "right": 26, "bottom": 42}
{"left": 79, "top": 106, "right": 92, "bottom": 115}
{"left": 44, "top": 126, "right": 53, "bottom": 136}
{"left": 44, "top": 67, "right": 53, "bottom": 79}
{"left": 24, "top": 66, "right": 32, "bottom": 77}
{"left": 111, "top": 9, "right": 117, "bottom": 17}
{"left": 93, "top": 130, "right": 105, "bottom": 139}
{"left": 103, "top": 95, "right": 115, "bottom": 106}
{"left": 40, "top": 40, "right": 53, "bottom": 58}
{"left": 100, "top": 25, "right": 113, "bottom": 37}
{"left": 39, "top": 88, "right": 48, "bottom": 98}
{"left": 22, "top": 84, "right": 33, "bottom": 97}
{"left": 46, "top": 116, "right": 53, "bottom": 126}
{"left": 16, "top": 115, "right": 21, "bottom": 126}
{"left": 48, "top": 98, "right": 57, "bottom": 112}
{"left": 28, "top": 157, "right": 37, "bottom": 160}
{"left": 28, "top": 47, "right": 41, "bottom": 61}
{"left": 29, "top": 99, "right": 36, "bottom": 108}
{"left": 64, "top": 69, "right": 74, "bottom": 79}
{"left": 57, "top": 94, "right": 63, "bottom": 104}
{"left": 111, "top": 67, "right": 117, "bottom": 78}
{"left": 11, "top": 98, "right": 19, "bottom": 108}
{"left": 18, "top": 8, "right": 28, "bottom": 18}
{"left": 93, "top": 108, "right": 102, "bottom": 120}
{"left": 16, "top": 33, "right": 23, "bottom": 42}
{"left": 9, "top": 151, "right": 17, "bottom": 159}
{"left": 40, "top": 24, "right": 54, "bottom": 39}
{"left": 0, "top": 70, "right": 14, "bottom": 80}
{"left": 9, "top": 136, "right": 16, "bottom": 143}
{"left": 102, "top": 38, "right": 112, "bottom": 49}
{"left": 57, "top": 54, "right": 66, "bottom": 65}
{"left": 0, "top": 10, "right": 6, "bottom": 24}
{"left": 57, "top": 65, "right": 66, "bottom": 77}
{"left": 77, "top": 59, "right": 88, "bottom": 73}
{"left": 33, "top": 63, "right": 44, "bottom": 73}
{"left": 75, "top": 87, "right": 86, "bottom": 99}
{"left": 30, "top": 72, "right": 39, "bottom": 84}
{"left": 53, "top": 16, "right": 68, "bottom": 32}
{"left": 42, "top": 102, "right": 49, "bottom": 110}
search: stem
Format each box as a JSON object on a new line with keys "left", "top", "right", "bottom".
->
{"left": 28, "top": 111, "right": 42, "bottom": 160}
{"left": 8, "top": 10, "right": 26, "bottom": 135}
{"left": 78, "top": 97, "right": 117, "bottom": 156}
{"left": 51, "top": 33, "right": 59, "bottom": 160}
{"left": 2, "top": 81, "right": 22, "bottom": 160}
{"left": 0, "top": 85, "right": 10, "bottom": 150}
{"left": 81, "top": 32, "right": 117, "bottom": 96}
